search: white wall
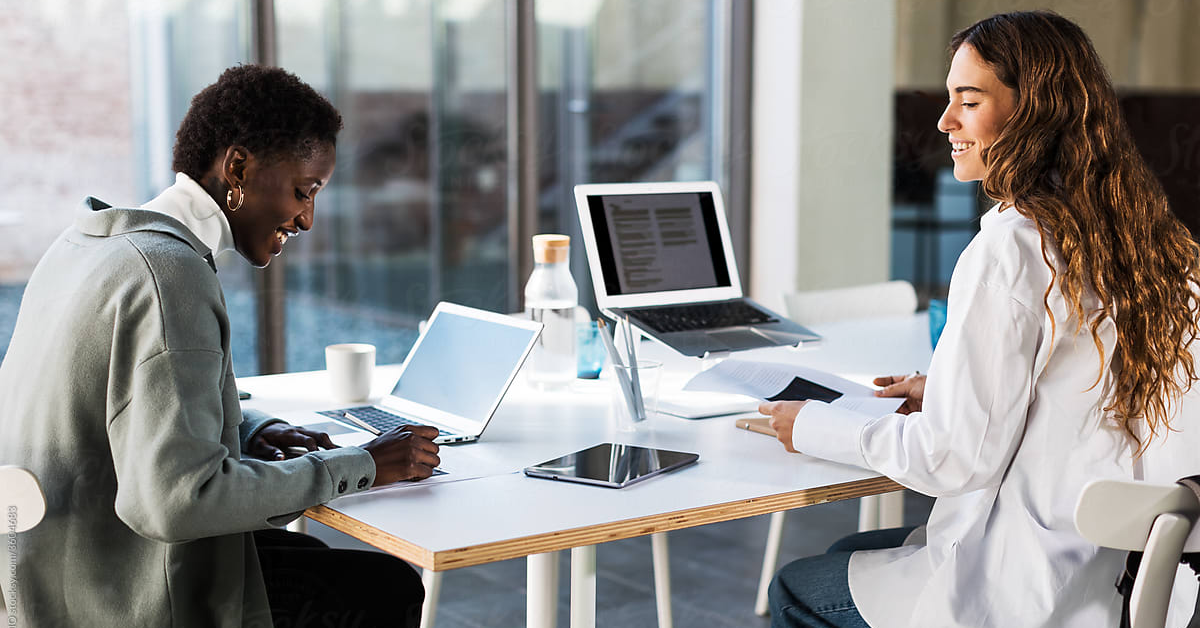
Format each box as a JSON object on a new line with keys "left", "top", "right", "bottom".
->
{"left": 750, "top": 0, "right": 895, "bottom": 310}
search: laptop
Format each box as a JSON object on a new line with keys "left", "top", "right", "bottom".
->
{"left": 310, "top": 302, "right": 542, "bottom": 444}
{"left": 574, "top": 181, "right": 820, "bottom": 357}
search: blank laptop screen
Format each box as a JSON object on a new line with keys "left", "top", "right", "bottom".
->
{"left": 586, "top": 191, "right": 732, "bottom": 296}
{"left": 389, "top": 311, "right": 538, "bottom": 421}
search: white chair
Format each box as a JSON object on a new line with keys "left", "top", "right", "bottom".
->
{"left": 0, "top": 466, "right": 47, "bottom": 619}
{"left": 782, "top": 280, "right": 919, "bottom": 327}
{"left": 754, "top": 280, "right": 917, "bottom": 616}
{"left": 1076, "top": 479, "right": 1200, "bottom": 628}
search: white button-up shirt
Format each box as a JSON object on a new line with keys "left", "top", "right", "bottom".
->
{"left": 793, "top": 204, "right": 1200, "bottom": 627}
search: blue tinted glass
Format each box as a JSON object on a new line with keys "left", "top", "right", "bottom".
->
{"left": 391, "top": 312, "right": 537, "bottom": 420}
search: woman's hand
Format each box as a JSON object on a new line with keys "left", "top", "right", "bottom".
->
{"left": 248, "top": 423, "right": 337, "bottom": 460}
{"left": 873, "top": 373, "right": 927, "bottom": 414}
{"left": 363, "top": 426, "right": 441, "bottom": 484}
{"left": 757, "top": 400, "right": 809, "bottom": 453}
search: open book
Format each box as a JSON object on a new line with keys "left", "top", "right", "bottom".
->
{"left": 683, "top": 359, "right": 904, "bottom": 416}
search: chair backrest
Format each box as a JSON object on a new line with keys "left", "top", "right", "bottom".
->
{"left": 0, "top": 466, "right": 45, "bottom": 533}
{"left": 1075, "top": 479, "right": 1200, "bottom": 628}
{"left": 782, "top": 280, "right": 918, "bottom": 325}
{"left": 1, "top": 466, "right": 44, "bottom": 615}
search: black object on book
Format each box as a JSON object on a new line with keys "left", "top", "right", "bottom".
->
{"left": 766, "top": 377, "right": 843, "bottom": 403}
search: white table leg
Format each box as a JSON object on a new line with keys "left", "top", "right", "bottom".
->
{"left": 879, "top": 490, "right": 906, "bottom": 528}
{"left": 570, "top": 546, "right": 597, "bottom": 628}
{"left": 651, "top": 532, "right": 673, "bottom": 628}
{"left": 527, "top": 551, "right": 559, "bottom": 628}
{"left": 420, "top": 569, "right": 442, "bottom": 628}
{"left": 857, "top": 494, "right": 881, "bottom": 532}
{"left": 754, "top": 511, "right": 787, "bottom": 616}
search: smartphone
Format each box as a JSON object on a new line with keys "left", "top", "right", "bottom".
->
{"left": 734, "top": 417, "right": 777, "bottom": 437}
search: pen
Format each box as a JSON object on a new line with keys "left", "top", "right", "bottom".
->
{"left": 345, "top": 412, "right": 447, "bottom": 477}
{"left": 598, "top": 319, "right": 640, "bottom": 422}
{"left": 341, "top": 411, "right": 382, "bottom": 436}
{"left": 622, "top": 316, "right": 645, "bottom": 420}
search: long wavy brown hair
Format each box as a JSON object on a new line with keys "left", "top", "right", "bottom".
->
{"left": 951, "top": 11, "right": 1200, "bottom": 452}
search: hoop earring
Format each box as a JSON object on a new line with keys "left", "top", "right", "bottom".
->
{"left": 226, "top": 185, "right": 244, "bottom": 212}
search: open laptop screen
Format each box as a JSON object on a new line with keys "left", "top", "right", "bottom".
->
{"left": 389, "top": 310, "right": 539, "bottom": 421}
{"left": 586, "top": 191, "right": 732, "bottom": 296}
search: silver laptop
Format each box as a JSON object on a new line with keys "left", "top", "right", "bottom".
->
{"left": 574, "top": 181, "right": 819, "bottom": 358}
{"left": 313, "top": 302, "right": 542, "bottom": 444}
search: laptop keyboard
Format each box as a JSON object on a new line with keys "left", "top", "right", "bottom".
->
{"left": 626, "top": 301, "right": 778, "bottom": 333}
{"left": 318, "top": 406, "right": 455, "bottom": 438}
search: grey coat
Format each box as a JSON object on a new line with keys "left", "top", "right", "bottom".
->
{"left": 0, "top": 199, "right": 376, "bottom": 627}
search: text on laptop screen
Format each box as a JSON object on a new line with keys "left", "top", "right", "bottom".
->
{"left": 389, "top": 311, "right": 538, "bottom": 420}
{"left": 586, "top": 192, "right": 732, "bottom": 295}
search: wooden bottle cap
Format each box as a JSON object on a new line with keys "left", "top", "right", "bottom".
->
{"left": 532, "top": 234, "right": 570, "bottom": 263}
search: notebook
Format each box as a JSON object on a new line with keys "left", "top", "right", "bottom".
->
{"left": 299, "top": 302, "right": 542, "bottom": 445}
{"left": 574, "top": 181, "right": 820, "bottom": 358}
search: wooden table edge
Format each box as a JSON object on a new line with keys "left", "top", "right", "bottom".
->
{"left": 304, "top": 476, "right": 903, "bottom": 571}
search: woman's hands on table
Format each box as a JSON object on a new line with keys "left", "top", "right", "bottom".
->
{"left": 364, "top": 426, "right": 441, "bottom": 484}
{"left": 758, "top": 372, "right": 928, "bottom": 453}
{"left": 873, "top": 373, "right": 926, "bottom": 414}
{"left": 757, "top": 400, "right": 808, "bottom": 453}
{"left": 249, "top": 423, "right": 337, "bottom": 460}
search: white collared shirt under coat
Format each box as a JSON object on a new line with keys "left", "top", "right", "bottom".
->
{"left": 142, "top": 171, "right": 237, "bottom": 257}
{"left": 793, "top": 204, "right": 1200, "bottom": 628}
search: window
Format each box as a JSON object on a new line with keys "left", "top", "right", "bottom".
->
{"left": 1, "top": 0, "right": 742, "bottom": 375}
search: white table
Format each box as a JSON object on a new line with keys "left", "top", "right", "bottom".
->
{"left": 237, "top": 314, "right": 931, "bottom": 628}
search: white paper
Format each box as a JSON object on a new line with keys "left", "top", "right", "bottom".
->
{"left": 655, "top": 391, "right": 760, "bottom": 418}
{"left": 368, "top": 446, "right": 524, "bottom": 490}
{"left": 274, "top": 410, "right": 521, "bottom": 487}
{"left": 683, "top": 359, "right": 902, "bottom": 415}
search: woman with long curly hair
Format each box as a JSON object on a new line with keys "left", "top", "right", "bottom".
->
{"left": 758, "top": 11, "right": 1200, "bottom": 628}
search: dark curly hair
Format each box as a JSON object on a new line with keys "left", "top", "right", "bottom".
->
{"left": 172, "top": 64, "right": 343, "bottom": 179}
{"left": 952, "top": 11, "right": 1200, "bottom": 452}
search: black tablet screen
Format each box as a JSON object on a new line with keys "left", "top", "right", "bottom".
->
{"left": 523, "top": 443, "right": 699, "bottom": 489}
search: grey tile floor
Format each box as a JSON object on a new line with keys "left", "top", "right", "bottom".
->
{"left": 308, "top": 491, "right": 935, "bottom": 627}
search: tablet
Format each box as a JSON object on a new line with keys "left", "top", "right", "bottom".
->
{"left": 523, "top": 443, "right": 699, "bottom": 489}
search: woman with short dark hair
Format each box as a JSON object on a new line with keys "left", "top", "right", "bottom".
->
{"left": 0, "top": 65, "right": 437, "bottom": 627}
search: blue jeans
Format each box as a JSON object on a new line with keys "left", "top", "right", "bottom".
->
{"left": 768, "top": 526, "right": 916, "bottom": 628}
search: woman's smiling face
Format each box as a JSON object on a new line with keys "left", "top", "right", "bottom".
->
{"left": 937, "top": 44, "right": 1018, "bottom": 182}
{"left": 224, "top": 143, "right": 336, "bottom": 267}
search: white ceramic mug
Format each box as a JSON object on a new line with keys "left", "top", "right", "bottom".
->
{"left": 325, "top": 343, "right": 376, "bottom": 403}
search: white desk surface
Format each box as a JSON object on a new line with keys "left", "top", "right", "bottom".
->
{"left": 238, "top": 314, "right": 931, "bottom": 571}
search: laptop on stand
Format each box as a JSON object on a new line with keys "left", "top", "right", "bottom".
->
{"left": 574, "top": 181, "right": 819, "bottom": 358}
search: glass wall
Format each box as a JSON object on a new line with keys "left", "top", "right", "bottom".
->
{"left": 275, "top": 0, "right": 465, "bottom": 370}
{"left": 129, "top": 0, "right": 260, "bottom": 374}
{"left": 0, "top": 0, "right": 141, "bottom": 360}
{"left": 538, "top": 0, "right": 724, "bottom": 311}
{"left": 0, "top": 0, "right": 735, "bottom": 376}
{"left": 271, "top": 0, "right": 730, "bottom": 371}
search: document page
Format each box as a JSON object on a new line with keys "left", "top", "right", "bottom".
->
{"left": 278, "top": 411, "right": 518, "bottom": 488}
{"left": 683, "top": 359, "right": 903, "bottom": 416}
{"left": 602, "top": 192, "right": 719, "bottom": 293}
